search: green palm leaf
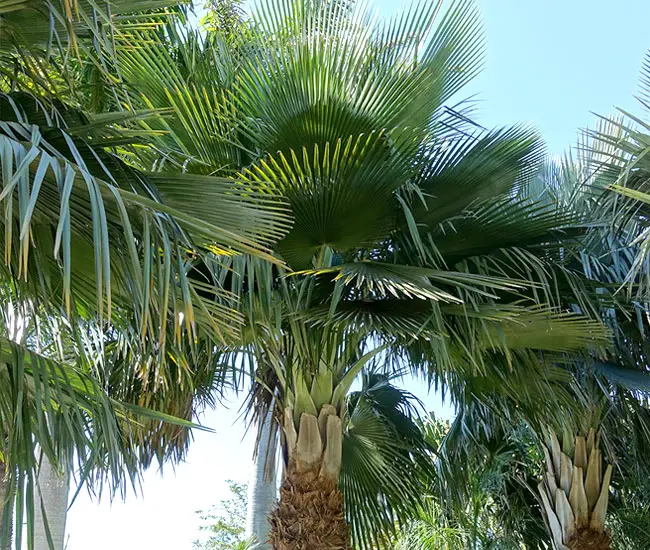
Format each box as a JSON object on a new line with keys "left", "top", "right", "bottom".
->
{"left": 341, "top": 373, "right": 437, "bottom": 549}
{"left": 0, "top": 92, "right": 290, "bottom": 348}
{"left": 409, "top": 126, "right": 545, "bottom": 228}
{"left": 240, "top": 0, "right": 482, "bottom": 153}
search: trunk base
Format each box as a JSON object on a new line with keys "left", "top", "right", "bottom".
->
{"left": 269, "top": 467, "right": 350, "bottom": 550}
{"left": 566, "top": 528, "right": 611, "bottom": 550}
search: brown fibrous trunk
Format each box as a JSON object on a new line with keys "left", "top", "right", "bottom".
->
{"left": 270, "top": 407, "right": 349, "bottom": 550}
{"left": 566, "top": 528, "right": 611, "bottom": 550}
{"left": 269, "top": 464, "right": 350, "bottom": 550}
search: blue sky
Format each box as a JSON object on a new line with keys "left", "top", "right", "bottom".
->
{"left": 64, "top": 1, "right": 650, "bottom": 548}
{"left": 464, "top": 0, "right": 649, "bottom": 154}
{"left": 386, "top": 0, "right": 648, "bottom": 155}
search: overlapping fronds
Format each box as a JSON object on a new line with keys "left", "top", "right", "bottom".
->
{"left": 0, "top": 0, "right": 190, "bottom": 105}
{"left": 341, "top": 374, "right": 437, "bottom": 549}
{"left": 301, "top": 261, "right": 528, "bottom": 303}
{"left": 0, "top": 6, "right": 299, "bottom": 541}
{"left": 0, "top": 92, "right": 290, "bottom": 353}
{"left": 410, "top": 126, "right": 545, "bottom": 227}
{"left": 49, "top": 2, "right": 629, "bottom": 548}
{"left": 239, "top": 0, "right": 483, "bottom": 153}
{"left": 393, "top": 416, "right": 551, "bottom": 550}
{"left": 115, "top": 26, "right": 243, "bottom": 173}
{"left": 579, "top": 54, "right": 650, "bottom": 297}
{"left": 0, "top": 294, "right": 205, "bottom": 549}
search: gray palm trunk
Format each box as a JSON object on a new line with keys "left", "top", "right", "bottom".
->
{"left": 0, "top": 461, "right": 12, "bottom": 550}
{"left": 34, "top": 454, "right": 70, "bottom": 550}
{"left": 246, "top": 410, "right": 278, "bottom": 550}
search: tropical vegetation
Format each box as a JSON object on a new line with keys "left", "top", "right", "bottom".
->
{"left": 0, "top": 1, "right": 289, "bottom": 548}
{"left": 1, "top": 0, "right": 650, "bottom": 549}
{"left": 148, "top": 1, "right": 620, "bottom": 547}
{"left": 393, "top": 410, "right": 650, "bottom": 550}
{"left": 193, "top": 480, "right": 250, "bottom": 550}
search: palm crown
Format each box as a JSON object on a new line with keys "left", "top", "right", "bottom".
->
{"left": 103, "top": 1, "right": 615, "bottom": 547}
{"left": 0, "top": 0, "right": 627, "bottom": 548}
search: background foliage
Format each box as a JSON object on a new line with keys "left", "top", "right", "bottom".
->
{"left": 193, "top": 480, "right": 250, "bottom": 550}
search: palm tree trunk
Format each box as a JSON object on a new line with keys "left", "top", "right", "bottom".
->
{"left": 269, "top": 406, "right": 350, "bottom": 550}
{"left": 538, "top": 429, "right": 612, "bottom": 550}
{"left": 0, "top": 461, "right": 12, "bottom": 550}
{"left": 34, "top": 454, "right": 70, "bottom": 550}
{"left": 246, "top": 409, "right": 278, "bottom": 550}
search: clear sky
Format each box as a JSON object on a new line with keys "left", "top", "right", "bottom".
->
{"left": 463, "top": 0, "right": 649, "bottom": 154}
{"left": 64, "top": 1, "right": 650, "bottom": 548}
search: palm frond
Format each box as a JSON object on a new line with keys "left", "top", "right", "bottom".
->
{"left": 431, "top": 199, "right": 584, "bottom": 261}
{"left": 239, "top": 0, "right": 483, "bottom": 154}
{"left": 0, "top": 333, "right": 130, "bottom": 548}
{"left": 0, "top": 0, "right": 189, "bottom": 105}
{"left": 299, "top": 261, "right": 529, "bottom": 303}
{"left": 115, "top": 26, "right": 243, "bottom": 173}
{"left": 341, "top": 373, "right": 437, "bottom": 549}
{"left": 0, "top": 92, "right": 290, "bottom": 355}
{"left": 410, "top": 126, "right": 546, "bottom": 228}
{"left": 241, "top": 130, "right": 417, "bottom": 268}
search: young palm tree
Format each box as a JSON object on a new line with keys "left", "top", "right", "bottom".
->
{"left": 399, "top": 388, "right": 650, "bottom": 550}
{"left": 526, "top": 57, "right": 650, "bottom": 550}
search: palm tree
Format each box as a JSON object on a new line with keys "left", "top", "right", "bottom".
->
{"left": 536, "top": 96, "right": 650, "bottom": 549}
{"left": 0, "top": 5, "right": 291, "bottom": 548}
{"left": 531, "top": 56, "right": 650, "bottom": 550}
{"left": 0, "top": 109, "right": 284, "bottom": 547}
{"left": 102, "top": 0, "right": 616, "bottom": 547}
{"left": 396, "top": 394, "right": 650, "bottom": 550}
{"left": 393, "top": 416, "right": 546, "bottom": 549}
{"left": 426, "top": 129, "right": 650, "bottom": 550}
{"left": 214, "top": 282, "right": 444, "bottom": 549}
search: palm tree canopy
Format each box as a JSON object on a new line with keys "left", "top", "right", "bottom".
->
{"left": 0, "top": 2, "right": 292, "bottom": 546}
{"left": 116, "top": 0, "right": 611, "bottom": 365}
{"left": 140, "top": 2, "right": 617, "bottom": 546}
{"left": 2, "top": 0, "right": 638, "bottom": 548}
